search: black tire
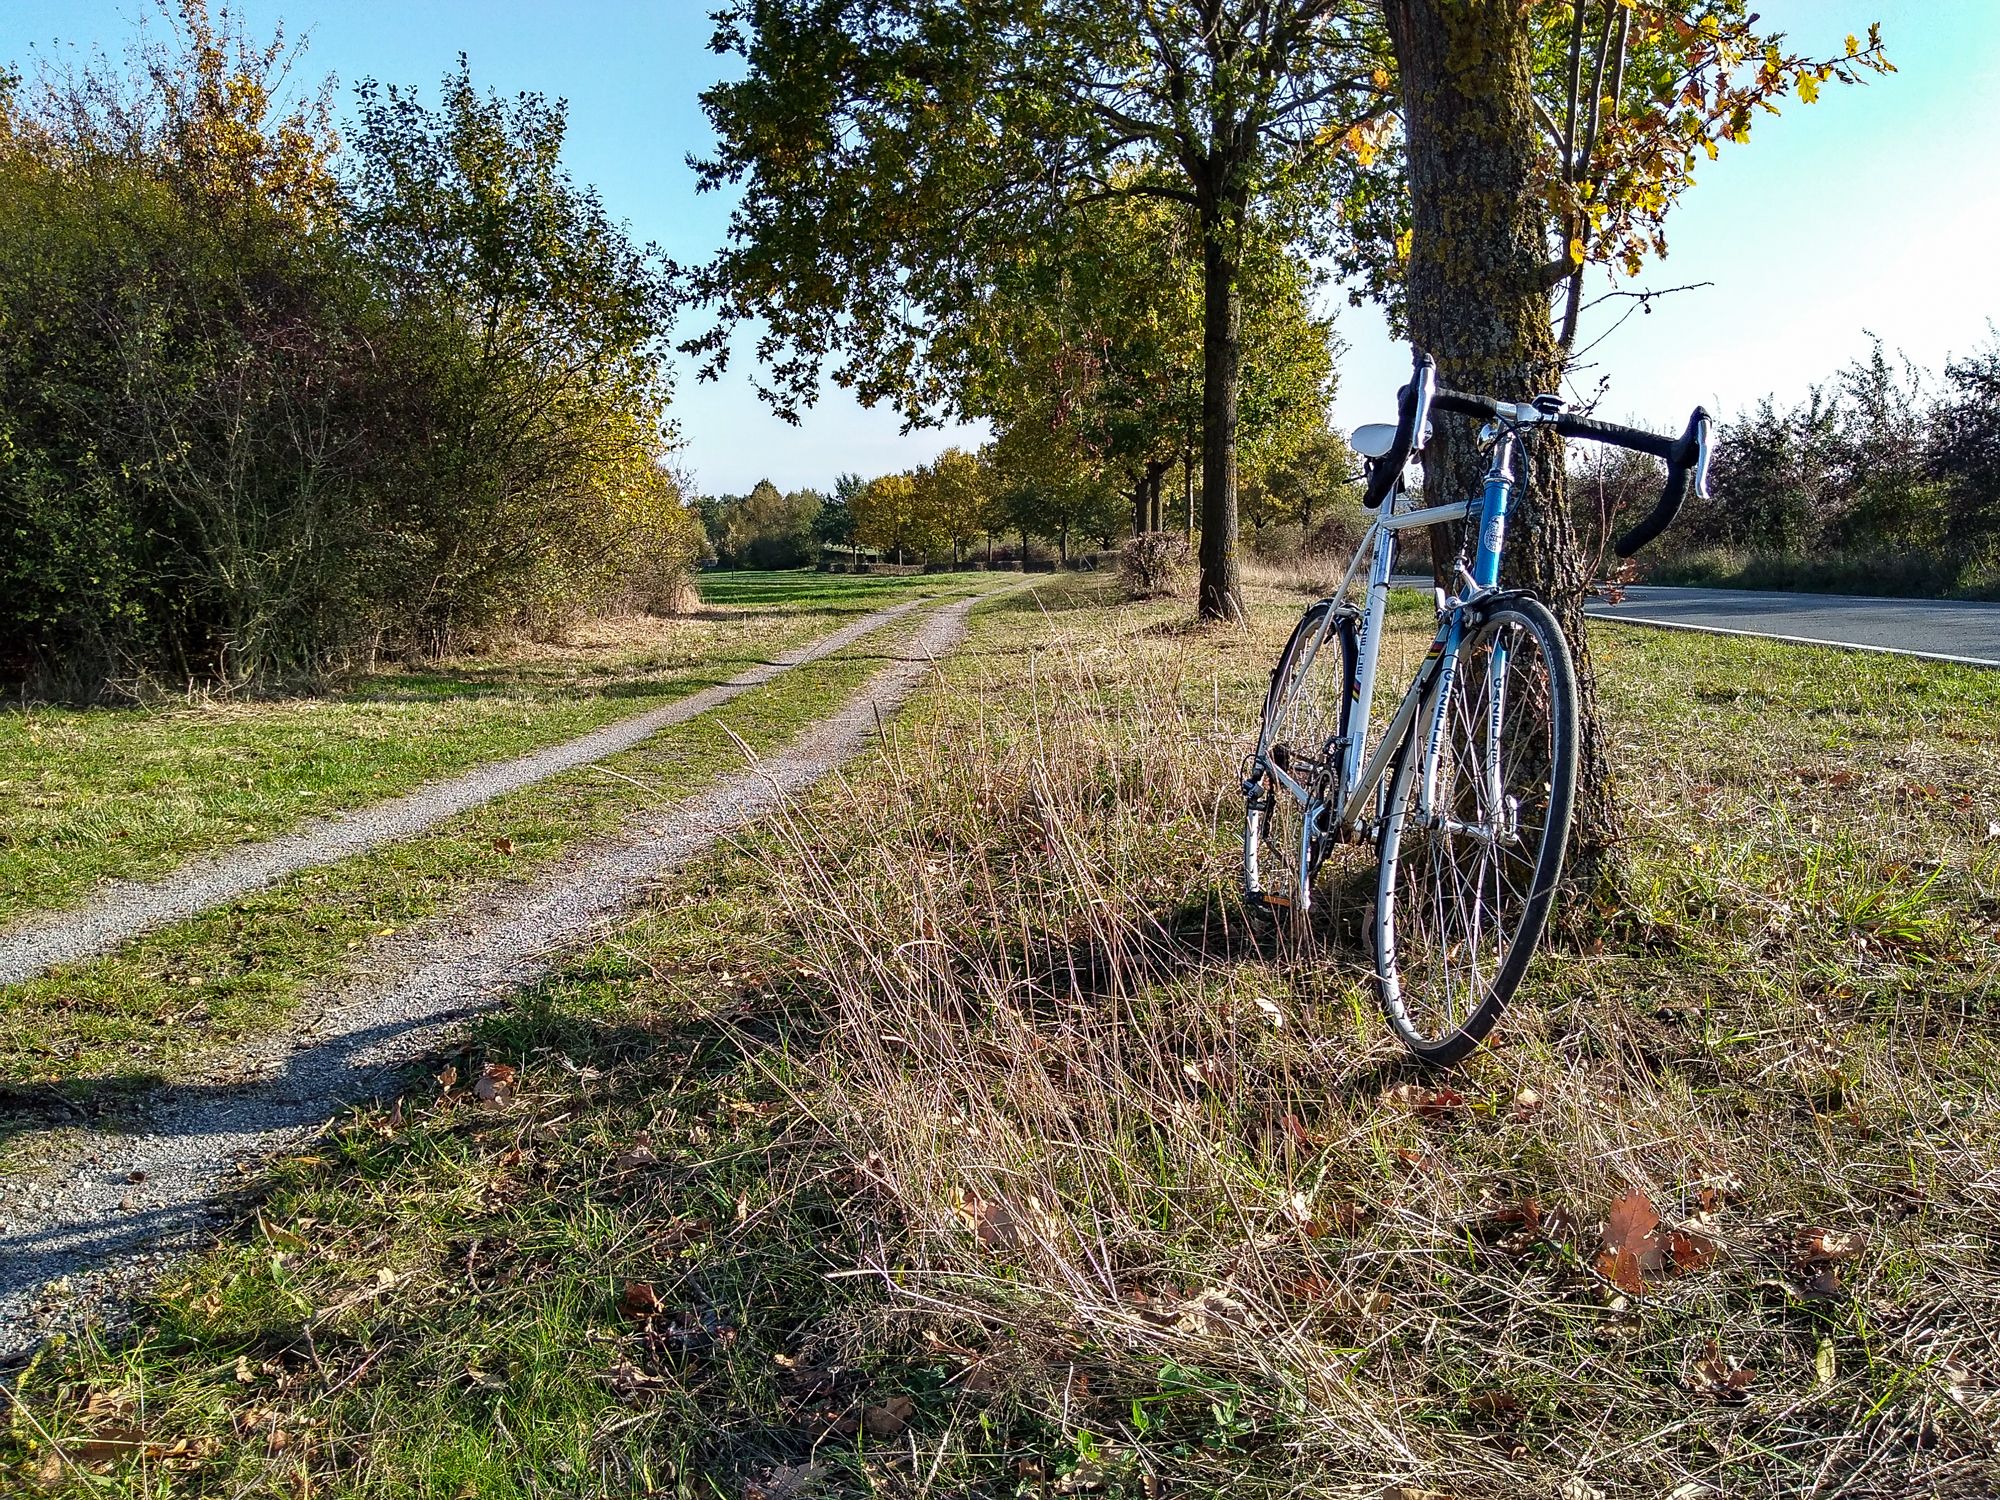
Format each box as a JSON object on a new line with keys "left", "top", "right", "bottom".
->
{"left": 1244, "top": 601, "right": 1356, "bottom": 925}
{"left": 1373, "top": 594, "right": 1578, "bottom": 1064}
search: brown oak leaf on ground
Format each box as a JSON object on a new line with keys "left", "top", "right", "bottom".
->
{"left": 862, "top": 1395, "right": 916, "bottom": 1437}
{"left": 1595, "top": 1189, "right": 1665, "bottom": 1294}
{"left": 1689, "top": 1340, "right": 1755, "bottom": 1402}
{"left": 473, "top": 1061, "right": 517, "bottom": 1105}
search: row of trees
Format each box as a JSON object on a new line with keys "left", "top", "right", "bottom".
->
{"left": 690, "top": 0, "right": 1892, "bottom": 873}
{"left": 700, "top": 423, "right": 1366, "bottom": 573}
{"left": 1576, "top": 337, "right": 2000, "bottom": 592}
{"left": 1, "top": 4, "right": 701, "bottom": 695}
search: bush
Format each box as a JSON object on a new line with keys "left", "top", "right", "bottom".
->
{"left": 1119, "top": 530, "right": 1192, "bottom": 598}
{"left": 1247, "top": 521, "right": 1306, "bottom": 562}
{"left": 0, "top": 10, "right": 696, "bottom": 696}
{"left": 1612, "top": 335, "right": 2000, "bottom": 597}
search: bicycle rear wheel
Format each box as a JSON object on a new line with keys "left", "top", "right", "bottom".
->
{"left": 1245, "top": 601, "right": 1355, "bottom": 923}
{"left": 1373, "top": 595, "right": 1577, "bottom": 1063}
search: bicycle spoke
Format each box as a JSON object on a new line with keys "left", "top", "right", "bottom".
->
{"left": 1374, "top": 599, "right": 1577, "bottom": 1062}
{"left": 1246, "top": 603, "right": 1356, "bottom": 927}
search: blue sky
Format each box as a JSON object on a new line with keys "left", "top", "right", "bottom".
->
{"left": 4, "top": 1, "right": 1996, "bottom": 493}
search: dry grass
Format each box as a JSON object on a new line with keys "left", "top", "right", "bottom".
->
{"left": 3, "top": 574, "right": 1995, "bottom": 1497}
{"left": 749, "top": 576, "right": 2000, "bottom": 1497}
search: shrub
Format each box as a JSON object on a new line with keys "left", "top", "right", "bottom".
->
{"left": 1247, "top": 521, "right": 1306, "bottom": 562}
{"left": 1119, "top": 530, "right": 1192, "bottom": 598}
{"left": 0, "top": 9, "right": 692, "bottom": 695}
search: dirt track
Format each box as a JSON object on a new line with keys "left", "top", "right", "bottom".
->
{"left": 0, "top": 598, "right": 923, "bottom": 989}
{"left": 0, "top": 595, "right": 979, "bottom": 1358}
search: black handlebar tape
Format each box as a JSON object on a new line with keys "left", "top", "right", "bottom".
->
{"left": 1360, "top": 368, "right": 1422, "bottom": 510}
{"left": 1430, "top": 390, "right": 1500, "bottom": 423}
{"left": 1557, "top": 410, "right": 1679, "bottom": 461}
{"left": 1613, "top": 407, "right": 1710, "bottom": 558}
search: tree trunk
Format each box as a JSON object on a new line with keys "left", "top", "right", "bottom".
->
{"left": 1383, "top": 0, "right": 1618, "bottom": 888}
{"left": 1135, "top": 458, "right": 1169, "bottom": 535}
{"left": 1196, "top": 192, "right": 1245, "bottom": 622}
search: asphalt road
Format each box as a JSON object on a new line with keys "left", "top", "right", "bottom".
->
{"left": 1583, "top": 584, "right": 2000, "bottom": 667}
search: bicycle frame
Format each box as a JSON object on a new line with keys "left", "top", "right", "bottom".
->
{"left": 1252, "top": 427, "right": 1524, "bottom": 879}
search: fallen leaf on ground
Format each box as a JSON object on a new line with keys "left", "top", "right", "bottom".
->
{"left": 473, "top": 1062, "right": 517, "bottom": 1105}
{"left": 1056, "top": 1460, "right": 1106, "bottom": 1493}
{"left": 620, "top": 1281, "right": 663, "bottom": 1321}
{"left": 610, "top": 1135, "right": 658, "bottom": 1172}
{"left": 1795, "top": 1227, "right": 1867, "bottom": 1263}
{"left": 862, "top": 1395, "right": 915, "bottom": 1437}
{"left": 1382, "top": 1082, "right": 1468, "bottom": 1118}
{"left": 1667, "top": 1224, "right": 1720, "bottom": 1271}
{"left": 1595, "top": 1189, "right": 1664, "bottom": 1294}
{"left": 1485, "top": 1198, "right": 1544, "bottom": 1257}
{"left": 601, "top": 1360, "right": 668, "bottom": 1405}
{"left": 1280, "top": 1112, "right": 1319, "bottom": 1150}
{"left": 1689, "top": 1341, "right": 1755, "bottom": 1402}
{"left": 956, "top": 1191, "right": 1023, "bottom": 1251}
{"left": 492, "top": 836, "right": 515, "bottom": 855}
{"left": 1280, "top": 1192, "right": 1369, "bottom": 1237}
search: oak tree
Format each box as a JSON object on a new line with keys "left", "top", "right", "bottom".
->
{"left": 1371, "top": 0, "right": 1889, "bottom": 875}
{"left": 689, "top": 0, "right": 1392, "bottom": 620}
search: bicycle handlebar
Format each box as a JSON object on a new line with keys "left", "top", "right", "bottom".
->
{"left": 1583, "top": 406, "right": 1712, "bottom": 558}
{"left": 1361, "top": 348, "right": 1711, "bottom": 558}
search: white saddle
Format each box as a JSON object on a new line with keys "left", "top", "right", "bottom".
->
{"left": 1350, "top": 422, "right": 1400, "bottom": 459}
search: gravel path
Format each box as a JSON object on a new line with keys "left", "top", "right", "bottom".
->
{"left": 0, "top": 599, "right": 923, "bottom": 989}
{"left": 0, "top": 596, "right": 979, "bottom": 1358}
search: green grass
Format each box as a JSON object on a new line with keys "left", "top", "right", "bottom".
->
{"left": 695, "top": 567, "right": 973, "bottom": 609}
{"left": 0, "top": 608, "right": 940, "bottom": 1098}
{"left": 0, "top": 572, "right": 988, "bottom": 927}
{"left": 4, "top": 575, "right": 1996, "bottom": 1497}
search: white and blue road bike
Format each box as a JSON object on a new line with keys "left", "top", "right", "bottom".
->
{"left": 1244, "top": 347, "right": 1711, "bottom": 1064}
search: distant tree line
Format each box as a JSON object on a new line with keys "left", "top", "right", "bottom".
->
{"left": 0, "top": 4, "right": 701, "bottom": 697}
{"left": 1573, "top": 337, "right": 2000, "bottom": 596}
{"left": 699, "top": 424, "right": 1366, "bottom": 574}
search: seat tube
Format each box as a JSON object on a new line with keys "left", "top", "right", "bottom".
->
{"left": 1470, "top": 435, "right": 1517, "bottom": 591}
{"left": 1344, "top": 521, "right": 1395, "bottom": 802}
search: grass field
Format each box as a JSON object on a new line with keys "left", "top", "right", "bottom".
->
{"left": 0, "top": 603, "right": 948, "bottom": 1100}
{"left": 0, "top": 571, "right": 972, "bottom": 927}
{"left": 3, "top": 574, "right": 1996, "bottom": 1497}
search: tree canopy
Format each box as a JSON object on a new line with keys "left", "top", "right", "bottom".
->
{"left": 691, "top": 0, "right": 1394, "bottom": 618}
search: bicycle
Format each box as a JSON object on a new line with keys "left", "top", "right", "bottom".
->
{"left": 1243, "top": 347, "right": 1711, "bottom": 1064}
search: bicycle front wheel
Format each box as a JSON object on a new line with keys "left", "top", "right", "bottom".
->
{"left": 1374, "top": 595, "right": 1578, "bottom": 1064}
